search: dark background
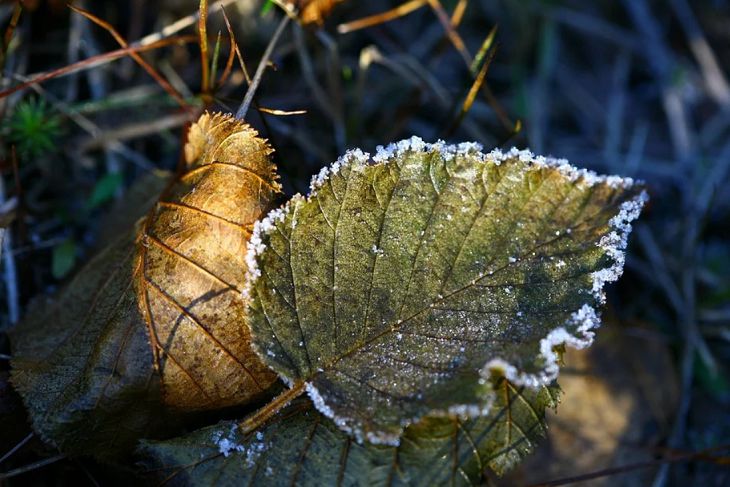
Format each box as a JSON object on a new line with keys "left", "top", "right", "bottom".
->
{"left": 1, "top": 0, "right": 729, "bottom": 485}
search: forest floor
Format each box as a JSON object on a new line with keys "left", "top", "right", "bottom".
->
{"left": 1, "top": 0, "right": 729, "bottom": 485}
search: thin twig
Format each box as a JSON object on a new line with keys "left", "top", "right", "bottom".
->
{"left": 0, "top": 35, "right": 196, "bottom": 99}
{"left": 669, "top": 0, "right": 730, "bottom": 106}
{"left": 198, "top": 0, "right": 210, "bottom": 94}
{"left": 0, "top": 154, "right": 19, "bottom": 326}
{"left": 0, "top": 454, "right": 66, "bottom": 480}
{"left": 337, "top": 0, "right": 426, "bottom": 34}
{"left": 0, "top": 433, "right": 33, "bottom": 465}
{"left": 528, "top": 444, "right": 730, "bottom": 487}
{"left": 133, "top": 0, "right": 238, "bottom": 47}
{"left": 68, "top": 5, "right": 187, "bottom": 107}
{"left": 235, "top": 14, "right": 291, "bottom": 121}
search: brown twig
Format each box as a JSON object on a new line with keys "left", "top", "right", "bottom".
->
{"left": 216, "top": 7, "right": 237, "bottom": 89}
{"left": 68, "top": 5, "right": 187, "bottom": 108}
{"left": 0, "top": 35, "right": 196, "bottom": 99}
{"left": 337, "top": 0, "right": 427, "bottom": 34}
{"left": 198, "top": 0, "right": 210, "bottom": 94}
{"left": 0, "top": 1, "right": 22, "bottom": 71}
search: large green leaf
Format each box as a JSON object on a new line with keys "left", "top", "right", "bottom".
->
{"left": 245, "top": 140, "right": 646, "bottom": 444}
{"left": 141, "top": 379, "right": 559, "bottom": 485}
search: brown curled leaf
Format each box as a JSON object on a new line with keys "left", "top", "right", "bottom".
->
{"left": 138, "top": 112, "right": 281, "bottom": 411}
{"left": 10, "top": 113, "right": 282, "bottom": 458}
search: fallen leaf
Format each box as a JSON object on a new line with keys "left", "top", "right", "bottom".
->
{"left": 138, "top": 112, "right": 281, "bottom": 411}
{"left": 11, "top": 230, "right": 167, "bottom": 459}
{"left": 140, "top": 380, "right": 559, "bottom": 485}
{"left": 11, "top": 112, "right": 282, "bottom": 458}
{"left": 245, "top": 140, "right": 647, "bottom": 445}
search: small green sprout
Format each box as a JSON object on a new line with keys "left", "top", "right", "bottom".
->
{"left": 5, "top": 97, "right": 62, "bottom": 160}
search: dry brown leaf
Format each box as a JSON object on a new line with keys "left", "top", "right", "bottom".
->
{"left": 136, "top": 112, "right": 281, "bottom": 410}
{"left": 11, "top": 112, "right": 282, "bottom": 457}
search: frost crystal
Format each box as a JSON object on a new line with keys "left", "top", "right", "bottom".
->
{"left": 305, "top": 382, "right": 335, "bottom": 422}
{"left": 306, "top": 381, "right": 402, "bottom": 446}
{"left": 486, "top": 147, "right": 638, "bottom": 189}
{"left": 483, "top": 304, "right": 602, "bottom": 388}
{"left": 211, "top": 424, "right": 267, "bottom": 464}
{"left": 243, "top": 202, "right": 295, "bottom": 301}
{"left": 591, "top": 191, "right": 649, "bottom": 302}
{"left": 310, "top": 148, "right": 369, "bottom": 194}
{"left": 373, "top": 136, "right": 483, "bottom": 164}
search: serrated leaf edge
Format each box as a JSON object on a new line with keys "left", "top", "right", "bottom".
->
{"left": 242, "top": 138, "right": 647, "bottom": 444}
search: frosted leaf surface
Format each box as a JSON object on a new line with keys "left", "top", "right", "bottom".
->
{"left": 245, "top": 139, "right": 646, "bottom": 444}
{"left": 141, "top": 381, "right": 559, "bottom": 485}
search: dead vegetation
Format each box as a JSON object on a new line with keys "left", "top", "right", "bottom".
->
{"left": 1, "top": 0, "right": 729, "bottom": 485}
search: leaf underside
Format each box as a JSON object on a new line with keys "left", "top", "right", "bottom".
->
{"left": 141, "top": 379, "right": 559, "bottom": 486}
{"left": 247, "top": 141, "right": 645, "bottom": 444}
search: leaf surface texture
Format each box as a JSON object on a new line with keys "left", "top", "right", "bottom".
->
{"left": 141, "top": 380, "right": 559, "bottom": 485}
{"left": 10, "top": 112, "right": 282, "bottom": 457}
{"left": 246, "top": 140, "right": 646, "bottom": 443}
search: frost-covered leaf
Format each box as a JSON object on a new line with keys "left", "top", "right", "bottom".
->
{"left": 10, "top": 112, "right": 282, "bottom": 458}
{"left": 141, "top": 380, "right": 559, "bottom": 485}
{"left": 245, "top": 140, "right": 646, "bottom": 444}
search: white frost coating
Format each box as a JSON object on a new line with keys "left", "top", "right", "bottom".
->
{"left": 365, "top": 430, "right": 402, "bottom": 446}
{"left": 445, "top": 393, "right": 496, "bottom": 419}
{"left": 242, "top": 204, "right": 291, "bottom": 301}
{"left": 309, "top": 148, "right": 369, "bottom": 194}
{"left": 211, "top": 424, "right": 266, "bottom": 464}
{"left": 305, "top": 382, "right": 336, "bottom": 422}
{"left": 374, "top": 136, "right": 483, "bottom": 164}
{"left": 306, "top": 381, "right": 403, "bottom": 446}
{"left": 486, "top": 147, "right": 638, "bottom": 188}
{"left": 483, "top": 304, "right": 603, "bottom": 388}
{"left": 244, "top": 137, "right": 647, "bottom": 443}
{"left": 590, "top": 191, "right": 649, "bottom": 302}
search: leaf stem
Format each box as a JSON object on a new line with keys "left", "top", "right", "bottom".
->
{"left": 239, "top": 380, "right": 306, "bottom": 434}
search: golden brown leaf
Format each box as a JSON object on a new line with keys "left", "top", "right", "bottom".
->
{"left": 136, "top": 112, "right": 281, "bottom": 411}
{"left": 10, "top": 112, "right": 283, "bottom": 458}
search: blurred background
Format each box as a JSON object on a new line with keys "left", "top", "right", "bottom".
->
{"left": 0, "top": 0, "right": 729, "bottom": 485}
